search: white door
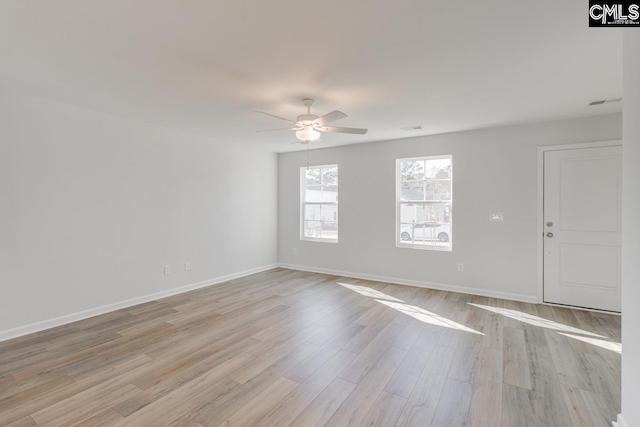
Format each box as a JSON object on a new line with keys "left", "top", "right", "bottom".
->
{"left": 543, "top": 145, "right": 622, "bottom": 312}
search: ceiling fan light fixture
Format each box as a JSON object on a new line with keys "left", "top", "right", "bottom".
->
{"left": 296, "top": 125, "right": 321, "bottom": 143}
{"left": 256, "top": 99, "right": 367, "bottom": 143}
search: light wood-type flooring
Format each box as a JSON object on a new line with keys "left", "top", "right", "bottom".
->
{"left": 0, "top": 268, "right": 621, "bottom": 426}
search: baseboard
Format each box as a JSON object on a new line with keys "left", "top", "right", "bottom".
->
{"left": 278, "top": 263, "right": 538, "bottom": 304}
{"left": 0, "top": 263, "right": 279, "bottom": 343}
{"left": 613, "top": 414, "right": 630, "bottom": 427}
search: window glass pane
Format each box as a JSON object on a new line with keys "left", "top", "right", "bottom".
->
{"left": 321, "top": 221, "right": 338, "bottom": 239}
{"left": 304, "top": 221, "right": 322, "bottom": 238}
{"left": 304, "top": 204, "right": 322, "bottom": 221}
{"left": 305, "top": 167, "right": 338, "bottom": 203}
{"left": 424, "top": 159, "right": 452, "bottom": 179}
{"left": 322, "top": 167, "right": 338, "bottom": 186}
{"left": 305, "top": 168, "right": 322, "bottom": 186}
{"left": 399, "top": 202, "right": 451, "bottom": 246}
{"left": 400, "top": 160, "right": 425, "bottom": 182}
{"left": 322, "top": 204, "right": 338, "bottom": 222}
{"left": 321, "top": 185, "right": 338, "bottom": 202}
{"left": 401, "top": 181, "right": 424, "bottom": 201}
{"left": 305, "top": 185, "right": 323, "bottom": 202}
{"left": 425, "top": 180, "right": 452, "bottom": 201}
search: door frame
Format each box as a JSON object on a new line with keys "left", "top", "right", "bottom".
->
{"left": 536, "top": 140, "right": 622, "bottom": 307}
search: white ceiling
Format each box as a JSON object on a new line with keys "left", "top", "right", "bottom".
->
{"left": 0, "top": 1, "right": 622, "bottom": 152}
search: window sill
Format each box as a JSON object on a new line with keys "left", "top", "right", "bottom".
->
{"left": 301, "top": 237, "right": 339, "bottom": 243}
{"left": 396, "top": 242, "right": 452, "bottom": 252}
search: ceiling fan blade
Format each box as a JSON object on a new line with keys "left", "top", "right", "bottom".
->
{"left": 255, "top": 111, "right": 296, "bottom": 124}
{"left": 256, "top": 127, "right": 300, "bottom": 133}
{"left": 314, "top": 110, "right": 347, "bottom": 126}
{"left": 319, "top": 126, "right": 368, "bottom": 135}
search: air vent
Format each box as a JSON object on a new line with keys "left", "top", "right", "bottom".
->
{"left": 589, "top": 98, "right": 622, "bottom": 106}
{"left": 401, "top": 125, "right": 423, "bottom": 131}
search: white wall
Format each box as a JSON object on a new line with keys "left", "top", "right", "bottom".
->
{"left": 279, "top": 114, "right": 622, "bottom": 301}
{"left": 0, "top": 89, "right": 278, "bottom": 336}
{"left": 621, "top": 31, "right": 640, "bottom": 427}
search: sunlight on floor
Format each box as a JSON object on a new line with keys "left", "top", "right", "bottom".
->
{"left": 468, "top": 303, "right": 622, "bottom": 354}
{"left": 337, "top": 282, "right": 404, "bottom": 302}
{"left": 377, "top": 300, "right": 483, "bottom": 334}
{"left": 338, "top": 282, "right": 483, "bottom": 334}
{"left": 468, "top": 303, "right": 606, "bottom": 338}
{"left": 559, "top": 333, "right": 622, "bottom": 354}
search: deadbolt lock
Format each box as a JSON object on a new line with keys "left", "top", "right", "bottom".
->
{"left": 546, "top": 222, "right": 553, "bottom": 227}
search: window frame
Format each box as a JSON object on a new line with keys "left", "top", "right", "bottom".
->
{"left": 300, "top": 164, "right": 339, "bottom": 243}
{"left": 396, "top": 155, "right": 453, "bottom": 252}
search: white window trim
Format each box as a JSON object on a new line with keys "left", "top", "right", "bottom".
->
{"left": 396, "top": 155, "right": 453, "bottom": 252}
{"left": 300, "top": 164, "right": 339, "bottom": 243}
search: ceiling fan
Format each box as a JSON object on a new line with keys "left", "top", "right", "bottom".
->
{"left": 256, "top": 98, "right": 368, "bottom": 143}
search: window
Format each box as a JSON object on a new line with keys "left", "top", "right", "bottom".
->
{"left": 301, "top": 164, "right": 338, "bottom": 242}
{"left": 397, "top": 155, "right": 452, "bottom": 250}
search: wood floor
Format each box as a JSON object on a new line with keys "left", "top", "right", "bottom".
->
{"left": 0, "top": 268, "right": 621, "bottom": 427}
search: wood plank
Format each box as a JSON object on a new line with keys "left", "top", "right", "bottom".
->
{"left": 114, "top": 350, "right": 257, "bottom": 418}
{"left": 358, "top": 391, "right": 407, "bottom": 427}
{"left": 449, "top": 333, "right": 483, "bottom": 384}
{"left": 395, "top": 345, "right": 455, "bottom": 427}
{"left": 467, "top": 347, "right": 502, "bottom": 427}
{"left": 5, "top": 416, "right": 38, "bottom": 427}
{"left": 288, "top": 377, "right": 357, "bottom": 427}
{"left": 213, "top": 377, "right": 299, "bottom": 427}
{"left": 258, "top": 349, "right": 357, "bottom": 427}
{"left": 384, "top": 336, "right": 434, "bottom": 399}
{"left": 339, "top": 322, "right": 405, "bottom": 384}
{"left": 562, "top": 385, "right": 613, "bottom": 427}
{"left": 502, "top": 383, "right": 538, "bottom": 427}
{"left": 430, "top": 378, "right": 473, "bottom": 427}
{"left": 326, "top": 346, "right": 407, "bottom": 426}
{"left": 503, "top": 326, "right": 532, "bottom": 390}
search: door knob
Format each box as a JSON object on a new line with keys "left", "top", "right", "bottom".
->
{"left": 546, "top": 232, "right": 553, "bottom": 238}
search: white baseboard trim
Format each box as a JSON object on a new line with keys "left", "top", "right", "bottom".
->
{"left": 278, "top": 263, "right": 538, "bottom": 304}
{"left": 0, "top": 263, "right": 279, "bottom": 343}
{"left": 613, "top": 414, "right": 630, "bottom": 427}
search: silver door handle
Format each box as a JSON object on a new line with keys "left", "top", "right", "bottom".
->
{"left": 546, "top": 232, "right": 553, "bottom": 238}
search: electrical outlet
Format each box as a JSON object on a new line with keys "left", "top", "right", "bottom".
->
{"left": 293, "top": 247, "right": 298, "bottom": 255}
{"left": 457, "top": 263, "right": 464, "bottom": 272}
{"left": 185, "top": 262, "right": 191, "bottom": 271}
{"left": 164, "top": 265, "right": 171, "bottom": 275}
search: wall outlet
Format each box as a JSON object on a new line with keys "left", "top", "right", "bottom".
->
{"left": 185, "top": 262, "right": 191, "bottom": 271}
{"left": 293, "top": 247, "right": 298, "bottom": 255}
{"left": 164, "top": 265, "right": 171, "bottom": 275}
{"left": 457, "top": 263, "right": 464, "bottom": 272}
